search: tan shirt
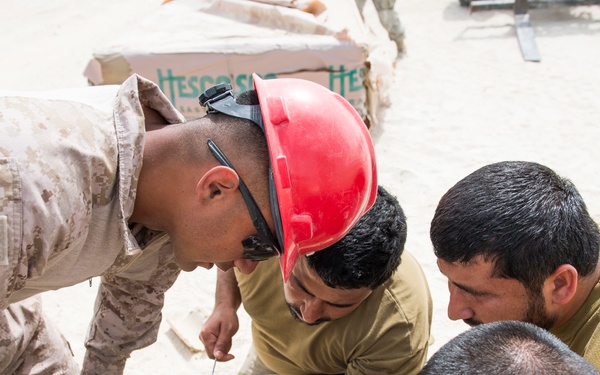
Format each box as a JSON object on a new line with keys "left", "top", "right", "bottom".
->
{"left": 551, "top": 280, "right": 600, "bottom": 370}
{"left": 236, "top": 252, "right": 433, "bottom": 375}
{"left": 0, "top": 74, "right": 186, "bottom": 373}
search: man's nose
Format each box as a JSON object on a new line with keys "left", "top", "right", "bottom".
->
{"left": 300, "top": 298, "right": 325, "bottom": 324}
{"left": 447, "top": 283, "right": 475, "bottom": 321}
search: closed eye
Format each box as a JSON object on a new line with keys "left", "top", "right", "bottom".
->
{"left": 292, "top": 275, "right": 357, "bottom": 309}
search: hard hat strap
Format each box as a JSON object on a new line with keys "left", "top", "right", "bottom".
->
{"left": 199, "top": 83, "right": 264, "bottom": 131}
{"left": 269, "top": 170, "right": 284, "bottom": 251}
{"left": 199, "top": 83, "right": 285, "bottom": 254}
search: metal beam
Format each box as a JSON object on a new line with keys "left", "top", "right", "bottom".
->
{"left": 470, "top": 0, "right": 600, "bottom": 11}
{"left": 515, "top": 13, "right": 542, "bottom": 61}
{"left": 466, "top": 0, "right": 600, "bottom": 61}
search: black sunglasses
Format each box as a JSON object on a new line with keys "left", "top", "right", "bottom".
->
{"left": 207, "top": 139, "right": 282, "bottom": 261}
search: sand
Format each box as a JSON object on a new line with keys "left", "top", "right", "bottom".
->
{"left": 1, "top": 0, "right": 599, "bottom": 373}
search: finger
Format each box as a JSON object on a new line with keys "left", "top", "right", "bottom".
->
{"left": 213, "top": 336, "right": 233, "bottom": 360}
{"left": 200, "top": 332, "right": 217, "bottom": 358}
{"left": 214, "top": 349, "right": 235, "bottom": 362}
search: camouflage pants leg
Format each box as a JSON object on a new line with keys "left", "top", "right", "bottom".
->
{"left": 0, "top": 296, "right": 79, "bottom": 375}
{"left": 373, "top": 0, "right": 405, "bottom": 53}
{"left": 355, "top": 0, "right": 406, "bottom": 54}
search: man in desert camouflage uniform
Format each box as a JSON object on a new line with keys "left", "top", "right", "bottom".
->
{"left": 356, "top": 0, "right": 406, "bottom": 54}
{"left": 0, "top": 76, "right": 191, "bottom": 373}
{"left": 0, "top": 73, "right": 377, "bottom": 373}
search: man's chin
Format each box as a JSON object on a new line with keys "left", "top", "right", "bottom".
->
{"left": 175, "top": 260, "right": 199, "bottom": 272}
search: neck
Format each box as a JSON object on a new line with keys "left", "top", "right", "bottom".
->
{"left": 585, "top": 261, "right": 600, "bottom": 288}
{"left": 575, "top": 265, "right": 600, "bottom": 304}
{"left": 142, "top": 103, "right": 170, "bottom": 130}
{"left": 129, "top": 128, "right": 180, "bottom": 231}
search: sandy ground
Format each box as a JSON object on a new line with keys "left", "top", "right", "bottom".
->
{"left": 1, "top": 0, "right": 600, "bottom": 374}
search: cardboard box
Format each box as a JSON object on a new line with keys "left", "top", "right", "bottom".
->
{"left": 83, "top": 0, "right": 396, "bottom": 126}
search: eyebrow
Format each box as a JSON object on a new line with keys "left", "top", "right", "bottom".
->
{"left": 437, "top": 262, "right": 494, "bottom": 298}
{"left": 452, "top": 281, "right": 493, "bottom": 297}
{"left": 292, "top": 275, "right": 357, "bottom": 308}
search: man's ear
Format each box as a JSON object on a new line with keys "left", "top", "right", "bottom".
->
{"left": 544, "top": 264, "right": 578, "bottom": 306}
{"left": 196, "top": 166, "right": 239, "bottom": 202}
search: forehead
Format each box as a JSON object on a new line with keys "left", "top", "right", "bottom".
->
{"left": 437, "top": 256, "right": 528, "bottom": 296}
{"left": 289, "top": 256, "right": 371, "bottom": 305}
{"left": 437, "top": 256, "right": 508, "bottom": 290}
{"left": 437, "top": 256, "right": 496, "bottom": 279}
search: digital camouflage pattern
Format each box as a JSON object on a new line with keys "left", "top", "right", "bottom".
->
{"left": 0, "top": 74, "right": 186, "bottom": 373}
{"left": 0, "top": 296, "right": 79, "bottom": 374}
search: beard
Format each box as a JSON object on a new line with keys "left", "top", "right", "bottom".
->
{"left": 524, "top": 290, "right": 558, "bottom": 330}
{"left": 285, "top": 302, "right": 330, "bottom": 326}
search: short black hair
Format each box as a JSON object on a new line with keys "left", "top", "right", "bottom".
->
{"left": 419, "top": 320, "right": 599, "bottom": 375}
{"left": 306, "top": 185, "right": 407, "bottom": 290}
{"left": 430, "top": 161, "right": 600, "bottom": 293}
{"left": 194, "top": 89, "right": 271, "bottom": 208}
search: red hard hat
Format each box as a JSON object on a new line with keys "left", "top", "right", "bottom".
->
{"left": 253, "top": 74, "right": 377, "bottom": 281}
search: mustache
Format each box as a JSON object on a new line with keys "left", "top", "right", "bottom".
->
{"left": 463, "top": 318, "right": 483, "bottom": 327}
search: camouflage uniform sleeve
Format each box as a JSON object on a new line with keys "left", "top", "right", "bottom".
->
{"left": 81, "top": 242, "right": 180, "bottom": 374}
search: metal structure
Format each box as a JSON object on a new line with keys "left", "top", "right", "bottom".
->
{"left": 461, "top": 0, "right": 600, "bottom": 62}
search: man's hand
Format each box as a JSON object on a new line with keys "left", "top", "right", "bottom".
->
{"left": 200, "top": 305, "right": 239, "bottom": 362}
{"left": 200, "top": 268, "right": 243, "bottom": 362}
